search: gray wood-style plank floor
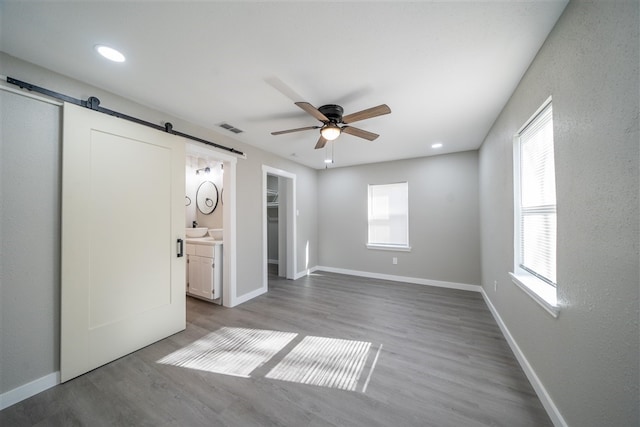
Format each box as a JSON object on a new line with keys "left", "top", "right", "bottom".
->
{"left": 1, "top": 270, "right": 552, "bottom": 426}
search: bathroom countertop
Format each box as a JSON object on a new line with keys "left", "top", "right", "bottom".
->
{"left": 185, "top": 237, "right": 223, "bottom": 246}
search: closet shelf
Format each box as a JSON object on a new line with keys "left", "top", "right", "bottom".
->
{"left": 266, "top": 188, "right": 278, "bottom": 207}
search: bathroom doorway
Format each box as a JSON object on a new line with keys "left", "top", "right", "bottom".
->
{"left": 186, "top": 142, "right": 238, "bottom": 307}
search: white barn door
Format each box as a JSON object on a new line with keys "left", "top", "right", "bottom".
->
{"left": 61, "top": 102, "right": 186, "bottom": 382}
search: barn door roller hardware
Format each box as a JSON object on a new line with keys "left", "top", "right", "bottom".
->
{"left": 4, "top": 76, "right": 245, "bottom": 157}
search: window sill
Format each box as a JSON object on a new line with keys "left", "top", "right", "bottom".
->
{"left": 509, "top": 272, "right": 559, "bottom": 318}
{"left": 366, "top": 244, "right": 411, "bottom": 252}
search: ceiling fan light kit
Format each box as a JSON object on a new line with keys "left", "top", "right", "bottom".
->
{"left": 320, "top": 123, "right": 341, "bottom": 141}
{"left": 271, "top": 101, "right": 391, "bottom": 154}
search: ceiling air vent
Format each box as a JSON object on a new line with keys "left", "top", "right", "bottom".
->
{"left": 219, "top": 123, "right": 244, "bottom": 134}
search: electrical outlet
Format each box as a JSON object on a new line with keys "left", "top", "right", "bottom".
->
{"left": 494, "top": 280, "right": 497, "bottom": 291}
{"left": 392, "top": 257, "right": 398, "bottom": 265}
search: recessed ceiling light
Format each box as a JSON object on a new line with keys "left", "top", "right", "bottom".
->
{"left": 431, "top": 143, "right": 443, "bottom": 149}
{"left": 95, "top": 45, "right": 126, "bottom": 63}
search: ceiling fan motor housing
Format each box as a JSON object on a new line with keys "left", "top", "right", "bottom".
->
{"left": 318, "top": 104, "right": 344, "bottom": 123}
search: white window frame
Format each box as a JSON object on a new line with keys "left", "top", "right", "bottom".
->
{"left": 510, "top": 97, "right": 559, "bottom": 317}
{"left": 367, "top": 182, "right": 411, "bottom": 251}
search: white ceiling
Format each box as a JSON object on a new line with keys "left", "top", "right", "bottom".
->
{"left": 0, "top": 1, "right": 567, "bottom": 169}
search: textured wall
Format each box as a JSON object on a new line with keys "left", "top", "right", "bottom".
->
{"left": 318, "top": 151, "right": 481, "bottom": 286}
{"left": 478, "top": 1, "right": 639, "bottom": 426}
{"left": 0, "top": 91, "right": 61, "bottom": 393}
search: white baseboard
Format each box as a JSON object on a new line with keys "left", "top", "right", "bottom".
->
{"left": 480, "top": 289, "right": 567, "bottom": 427}
{"left": 0, "top": 371, "right": 60, "bottom": 411}
{"left": 233, "top": 285, "right": 268, "bottom": 306}
{"left": 294, "top": 265, "right": 319, "bottom": 280}
{"left": 267, "top": 259, "right": 279, "bottom": 265}
{"left": 314, "top": 265, "right": 481, "bottom": 293}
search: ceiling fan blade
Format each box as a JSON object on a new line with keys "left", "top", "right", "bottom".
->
{"left": 341, "top": 104, "right": 391, "bottom": 124}
{"left": 271, "top": 126, "right": 319, "bottom": 136}
{"left": 315, "top": 135, "right": 328, "bottom": 149}
{"left": 341, "top": 126, "right": 379, "bottom": 141}
{"left": 295, "top": 102, "right": 329, "bottom": 122}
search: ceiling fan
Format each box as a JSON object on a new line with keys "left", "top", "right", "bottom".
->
{"left": 271, "top": 102, "right": 391, "bottom": 149}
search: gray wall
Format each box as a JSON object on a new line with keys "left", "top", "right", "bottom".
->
{"left": 478, "top": 1, "right": 639, "bottom": 426}
{"left": 232, "top": 141, "right": 318, "bottom": 295}
{"left": 318, "top": 151, "right": 480, "bottom": 286}
{"left": 0, "top": 90, "right": 61, "bottom": 393}
{"left": 0, "top": 52, "right": 319, "bottom": 395}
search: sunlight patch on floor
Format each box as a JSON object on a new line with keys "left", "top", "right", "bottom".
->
{"left": 157, "top": 327, "right": 297, "bottom": 377}
{"left": 156, "top": 327, "right": 381, "bottom": 392}
{"left": 266, "top": 336, "right": 371, "bottom": 391}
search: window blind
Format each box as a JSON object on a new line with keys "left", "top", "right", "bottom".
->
{"left": 519, "top": 104, "right": 556, "bottom": 285}
{"left": 368, "top": 182, "right": 409, "bottom": 247}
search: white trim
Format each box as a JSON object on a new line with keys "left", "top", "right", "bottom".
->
{"left": 294, "top": 265, "right": 320, "bottom": 280}
{"left": 480, "top": 290, "right": 568, "bottom": 427}
{"left": 366, "top": 244, "right": 412, "bottom": 252}
{"left": 222, "top": 158, "right": 238, "bottom": 307}
{"left": 0, "top": 371, "right": 60, "bottom": 410}
{"left": 510, "top": 272, "right": 560, "bottom": 318}
{"left": 234, "top": 285, "right": 268, "bottom": 306}
{"left": 262, "top": 166, "right": 297, "bottom": 296}
{"left": 268, "top": 259, "right": 279, "bottom": 265}
{"left": 315, "top": 266, "right": 480, "bottom": 293}
{"left": 186, "top": 140, "right": 240, "bottom": 165}
{"left": 516, "top": 96, "right": 553, "bottom": 135}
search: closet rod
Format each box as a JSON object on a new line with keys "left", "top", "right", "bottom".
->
{"left": 3, "top": 75, "right": 246, "bottom": 157}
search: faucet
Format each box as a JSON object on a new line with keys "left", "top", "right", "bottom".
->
{"left": 192, "top": 220, "right": 198, "bottom": 228}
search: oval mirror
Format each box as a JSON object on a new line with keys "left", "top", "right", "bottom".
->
{"left": 196, "top": 181, "right": 219, "bottom": 215}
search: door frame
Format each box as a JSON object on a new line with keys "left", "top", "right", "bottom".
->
{"left": 262, "top": 165, "right": 296, "bottom": 289}
{"left": 186, "top": 142, "right": 238, "bottom": 307}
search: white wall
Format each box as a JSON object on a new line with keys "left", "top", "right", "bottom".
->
{"left": 0, "top": 52, "right": 319, "bottom": 397}
{"left": 318, "top": 151, "right": 480, "bottom": 286}
{"left": 478, "top": 1, "right": 639, "bottom": 426}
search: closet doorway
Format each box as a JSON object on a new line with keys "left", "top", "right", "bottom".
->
{"left": 262, "top": 166, "right": 296, "bottom": 289}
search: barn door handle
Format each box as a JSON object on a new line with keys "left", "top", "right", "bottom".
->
{"left": 177, "top": 239, "right": 184, "bottom": 258}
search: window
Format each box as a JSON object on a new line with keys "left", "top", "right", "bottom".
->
{"left": 367, "top": 182, "right": 410, "bottom": 250}
{"left": 511, "top": 98, "right": 559, "bottom": 316}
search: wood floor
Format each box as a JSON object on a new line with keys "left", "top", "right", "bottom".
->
{"left": 1, "top": 271, "right": 552, "bottom": 426}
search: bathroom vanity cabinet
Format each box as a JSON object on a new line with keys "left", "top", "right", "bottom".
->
{"left": 185, "top": 240, "right": 222, "bottom": 304}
